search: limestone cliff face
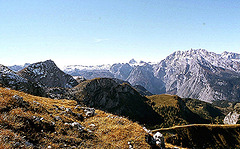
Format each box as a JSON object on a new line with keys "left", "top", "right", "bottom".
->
{"left": 18, "top": 60, "right": 78, "bottom": 88}
{"left": 110, "top": 63, "right": 133, "bottom": 80}
{"left": 72, "top": 78, "right": 163, "bottom": 125}
{"left": 153, "top": 49, "right": 240, "bottom": 102}
{"left": 126, "top": 63, "right": 165, "bottom": 95}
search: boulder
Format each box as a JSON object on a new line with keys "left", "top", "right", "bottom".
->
{"left": 153, "top": 132, "right": 165, "bottom": 148}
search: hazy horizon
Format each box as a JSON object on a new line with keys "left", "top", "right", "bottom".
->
{"left": 5, "top": 49, "right": 240, "bottom": 70}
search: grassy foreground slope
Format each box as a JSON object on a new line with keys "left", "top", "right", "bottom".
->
{"left": 152, "top": 124, "right": 240, "bottom": 149}
{"left": 0, "top": 87, "right": 150, "bottom": 148}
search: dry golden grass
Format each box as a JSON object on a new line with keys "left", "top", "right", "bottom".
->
{"left": 0, "top": 87, "right": 151, "bottom": 148}
{"left": 147, "top": 94, "right": 180, "bottom": 107}
{"left": 0, "top": 128, "right": 28, "bottom": 149}
{"left": 83, "top": 111, "right": 149, "bottom": 148}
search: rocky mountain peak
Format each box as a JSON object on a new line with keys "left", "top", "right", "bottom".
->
{"left": 162, "top": 49, "right": 240, "bottom": 72}
{"left": 25, "top": 60, "right": 56, "bottom": 74}
{"left": 41, "top": 59, "right": 56, "bottom": 66}
{"left": 154, "top": 49, "right": 240, "bottom": 102}
{"left": 129, "top": 58, "right": 137, "bottom": 64}
{"left": 221, "top": 51, "right": 240, "bottom": 60}
{"left": 18, "top": 60, "right": 78, "bottom": 88}
{"left": 166, "top": 49, "right": 216, "bottom": 62}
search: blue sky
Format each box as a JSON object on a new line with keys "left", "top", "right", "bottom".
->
{"left": 0, "top": 0, "right": 240, "bottom": 67}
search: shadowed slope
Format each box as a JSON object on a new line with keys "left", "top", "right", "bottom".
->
{"left": 71, "top": 78, "right": 163, "bottom": 126}
{"left": 152, "top": 124, "right": 240, "bottom": 149}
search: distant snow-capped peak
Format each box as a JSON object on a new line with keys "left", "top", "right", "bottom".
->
{"left": 129, "top": 58, "right": 137, "bottom": 64}
{"left": 8, "top": 63, "right": 30, "bottom": 72}
{"left": 63, "top": 64, "right": 112, "bottom": 72}
{"left": 63, "top": 59, "right": 155, "bottom": 72}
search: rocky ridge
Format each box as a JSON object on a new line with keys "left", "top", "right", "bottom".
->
{"left": 153, "top": 49, "right": 240, "bottom": 102}
{"left": 18, "top": 60, "right": 78, "bottom": 88}
{"left": 8, "top": 63, "right": 30, "bottom": 72}
{"left": 63, "top": 49, "right": 240, "bottom": 102}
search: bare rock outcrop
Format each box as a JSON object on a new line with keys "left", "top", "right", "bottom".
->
{"left": 0, "top": 64, "right": 44, "bottom": 96}
{"left": 223, "top": 111, "right": 240, "bottom": 124}
{"left": 18, "top": 60, "right": 78, "bottom": 88}
{"left": 71, "top": 78, "right": 163, "bottom": 126}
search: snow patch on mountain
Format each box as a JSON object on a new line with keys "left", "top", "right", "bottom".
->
{"left": 18, "top": 60, "right": 78, "bottom": 88}
{"left": 0, "top": 64, "right": 28, "bottom": 84}
{"left": 63, "top": 59, "right": 155, "bottom": 74}
{"left": 64, "top": 64, "right": 112, "bottom": 72}
{"left": 0, "top": 64, "right": 44, "bottom": 96}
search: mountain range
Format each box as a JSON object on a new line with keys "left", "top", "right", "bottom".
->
{"left": 1, "top": 58, "right": 234, "bottom": 125}
{"left": 62, "top": 49, "right": 240, "bottom": 102}
{"left": 1, "top": 56, "right": 232, "bottom": 126}
{"left": 1, "top": 50, "right": 240, "bottom": 148}
{"left": 5, "top": 49, "right": 240, "bottom": 103}
{"left": 1, "top": 60, "right": 163, "bottom": 126}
